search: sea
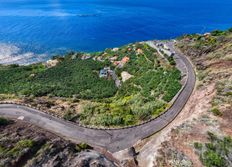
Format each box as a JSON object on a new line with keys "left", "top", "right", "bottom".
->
{"left": 0, "top": 0, "right": 232, "bottom": 64}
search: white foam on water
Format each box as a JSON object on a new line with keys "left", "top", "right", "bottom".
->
{"left": 0, "top": 43, "right": 48, "bottom": 65}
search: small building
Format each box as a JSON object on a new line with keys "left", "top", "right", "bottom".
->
{"left": 163, "top": 44, "right": 170, "bottom": 51}
{"left": 71, "top": 54, "right": 77, "bottom": 60}
{"left": 163, "top": 49, "right": 175, "bottom": 57}
{"left": 121, "top": 71, "right": 133, "bottom": 82}
{"left": 97, "top": 56, "right": 104, "bottom": 62}
{"left": 112, "top": 48, "right": 119, "bottom": 52}
{"left": 99, "top": 69, "right": 108, "bottom": 78}
{"left": 156, "top": 43, "right": 164, "bottom": 47}
{"left": 109, "top": 56, "right": 118, "bottom": 62}
{"left": 121, "top": 56, "right": 130, "bottom": 64}
{"left": 81, "top": 54, "right": 91, "bottom": 60}
{"left": 136, "top": 48, "right": 143, "bottom": 55}
{"left": 204, "top": 32, "right": 211, "bottom": 36}
{"left": 204, "top": 33, "right": 211, "bottom": 39}
{"left": 113, "top": 61, "right": 121, "bottom": 66}
{"left": 104, "top": 67, "right": 111, "bottom": 71}
{"left": 45, "top": 59, "right": 59, "bottom": 68}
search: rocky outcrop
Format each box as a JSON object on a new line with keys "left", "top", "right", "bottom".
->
{"left": 0, "top": 120, "right": 116, "bottom": 167}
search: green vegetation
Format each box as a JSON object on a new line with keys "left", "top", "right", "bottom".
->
{"left": 212, "top": 80, "right": 232, "bottom": 107}
{"left": 8, "top": 140, "right": 34, "bottom": 157}
{"left": 210, "top": 107, "right": 222, "bottom": 116}
{"left": 197, "top": 70, "right": 209, "bottom": 81}
{"left": 167, "top": 56, "right": 176, "bottom": 65}
{"left": 211, "top": 30, "right": 226, "bottom": 36}
{"left": 75, "top": 143, "right": 92, "bottom": 152}
{"left": 63, "top": 109, "right": 79, "bottom": 121}
{"left": 178, "top": 28, "right": 232, "bottom": 54}
{"left": 0, "top": 57, "right": 116, "bottom": 99}
{"left": 0, "top": 43, "right": 181, "bottom": 127}
{"left": 194, "top": 132, "right": 232, "bottom": 167}
{"left": 194, "top": 142, "right": 203, "bottom": 150}
{"left": 0, "top": 117, "right": 10, "bottom": 126}
{"left": 80, "top": 43, "right": 181, "bottom": 126}
{"left": 160, "top": 49, "right": 176, "bottom": 65}
{"left": 0, "top": 139, "right": 35, "bottom": 159}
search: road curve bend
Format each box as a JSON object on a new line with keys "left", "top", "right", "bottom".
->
{"left": 0, "top": 41, "right": 196, "bottom": 153}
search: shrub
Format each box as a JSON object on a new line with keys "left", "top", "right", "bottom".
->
{"left": 63, "top": 110, "right": 79, "bottom": 121}
{"left": 167, "top": 56, "right": 176, "bottom": 65}
{"left": 195, "top": 133, "right": 232, "bottom": 167}
{"left": 228, "top": 28, "right": 232, "bottom": 32}
{"left": 210, "top": 107, "right": 222, "bottom": 116}
{"left": 211, "top": 30, "right": 225, "bottom": 36}
{"left": 201, "top": 150, "right": 225, "bottom": 167}
{"left": 7, "top": 139, "right": 34, "bottom": 157}
{"left": 194, "top": 142, "right": 203, "bottom": 150}
{"left": 75, "top": 143, "right": 92, "bottom": 152}
{"left": 0, "top": 117, "right": 10, "bottom": 126}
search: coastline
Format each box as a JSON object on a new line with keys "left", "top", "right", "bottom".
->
{"left": 0, "top": 42, "right": 48, "bottom": 65}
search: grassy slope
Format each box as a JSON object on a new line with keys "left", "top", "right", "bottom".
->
{"left": 0, "top": 43, "right": 181, "bottom": 127}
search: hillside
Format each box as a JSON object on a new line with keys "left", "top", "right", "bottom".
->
{"left": 0, "top": 43, "right": 181, "bottom": 127}
{"left": 1, "top": 28, "right": 232, "bottom": 166}
{"left": 137, "top": 29, "right": 232, "bottom": 167}
{"left": 0, "top": 117, "right": 116, "bottom": 167}
{"left": 0, "top": 55, "right": 117, "bottom": 99}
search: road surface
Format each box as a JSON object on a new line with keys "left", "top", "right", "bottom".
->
{"left": 0, "top": 41, "right": 196, "bottom": 153}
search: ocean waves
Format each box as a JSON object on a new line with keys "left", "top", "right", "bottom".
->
{"left": 0, "top": 43, "right": 48, "bottom": 65}
{"left": 0, "top": 0, "right": 231, "bottom": 63}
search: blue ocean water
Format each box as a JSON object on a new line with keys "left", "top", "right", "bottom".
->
{"left": 0, "top": 0, "right": 232, "bottom": 63}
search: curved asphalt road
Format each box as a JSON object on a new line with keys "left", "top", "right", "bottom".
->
{"left": 0, "top": 42, "right": 196, "bottom": 153}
